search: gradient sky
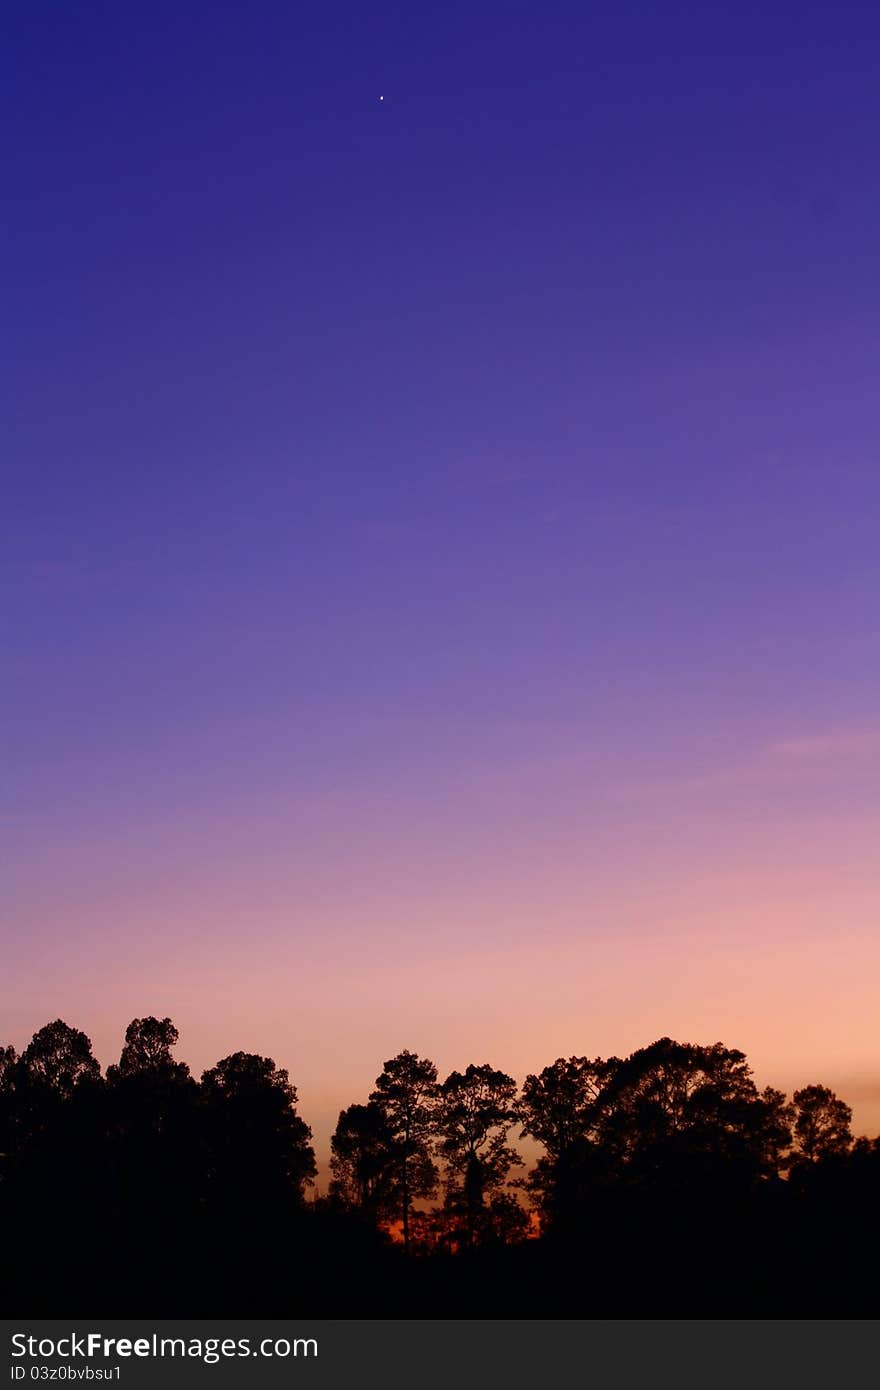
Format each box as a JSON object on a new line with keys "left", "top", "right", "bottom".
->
{"left": 3, "top": 3, "right": 880, "bottom": 1168}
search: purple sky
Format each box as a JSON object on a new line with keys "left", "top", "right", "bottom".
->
{"left": 3, "top": 4, "right": 880, "bottom": 1163}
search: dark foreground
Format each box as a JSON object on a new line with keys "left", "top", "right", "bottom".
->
{"left": 3, "top": 1178, "right": 877, "bottom": 1319}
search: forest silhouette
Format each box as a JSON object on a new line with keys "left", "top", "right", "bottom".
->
{"left": 1, "top": 1018, "right": 877, "bottom": 1316}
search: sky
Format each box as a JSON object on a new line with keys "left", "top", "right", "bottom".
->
{"left": 3, "top": 2, "right": 880, "bottom": 1168}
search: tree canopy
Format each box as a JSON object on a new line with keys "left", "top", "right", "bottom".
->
{"left": 1, "top": 1017, "right": 874, "bottom": 1319}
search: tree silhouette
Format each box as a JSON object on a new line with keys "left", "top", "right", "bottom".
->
{"left": 21, "top": 1020, "right": 101, "bottom": 1099}
{"left": 330, "top": 1101, "right": 399, "bottom": 1216}
{"left": 0, "top": 1044, "right": 18, "bottom": 1170}
{"left": 104, "top": 1017, "right": 200, "bottom": 1253}
{"left": 481, "top": 1190, "right": 531, "bottom": 1246}
{"left": 790, "top": 1085, "right": 853, "bottom": 1164}
{"left": 751, "top": 1086, "right": 796, "bottom": 1177}
{"left": 108, "top": 1016, "right": 191, "bottom": 1082}
{"left": 517, "top": 1039, "right": 796, "bottom": 1226}
{"left": 13, "top": 1021, "right": 103, "bottom": 1151}
{"left": 518, "top": 1055, "right": 612, "bottom": 1155}
{"left": 2, "top": 1016, "right": 877, "bottom": 1318}
{"left": 0, "top": 1044, "right": 16, "bottom": 1088}
{"left": 436, "top": 1063, "right": 522, "bottom": 1248}
{"left": 517, "top": 1055, "right": 617, "bottom": 1222}
{"left": 201, "top": 1052, "right": 316, "bottom": 1209}
{"left": 369, "top": 1050, "right": 439, "bottom": 1254}
{"left": 594, "top": 1038, "right": 790, "bottom": 1192}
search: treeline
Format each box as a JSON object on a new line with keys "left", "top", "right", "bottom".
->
{"left": 1, "top": 1019, "right": 878, "bottom": 1316}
